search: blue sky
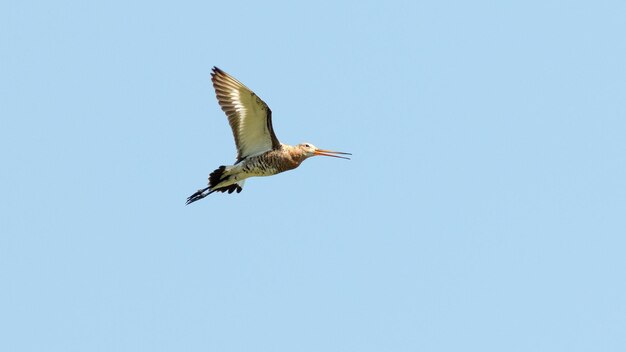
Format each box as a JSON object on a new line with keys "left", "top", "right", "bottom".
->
{"left": 2, "top": 0, "right": 625, "bottom": 351}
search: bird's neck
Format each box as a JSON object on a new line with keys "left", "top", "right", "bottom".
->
{"left": 283, "top": 144, "right": 307, "bottom": 164}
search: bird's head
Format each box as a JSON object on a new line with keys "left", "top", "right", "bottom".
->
{"left": 297, "top": 143, "right": 351, "bottom": 160}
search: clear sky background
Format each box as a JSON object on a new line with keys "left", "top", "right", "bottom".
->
{"left": 2, "top": 1, "right": 625, "bottom": 351}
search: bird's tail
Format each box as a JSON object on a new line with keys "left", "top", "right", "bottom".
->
{"left": 185, "top": 165, "right": 244, "bottom": 205}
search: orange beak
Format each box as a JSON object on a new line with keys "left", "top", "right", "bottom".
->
{"left": 313, "top": 148, "right": 352, "bottom": 160}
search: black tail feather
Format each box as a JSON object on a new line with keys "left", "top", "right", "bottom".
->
{"left": 209, "top": 166, "right": 227, "bottom": 188}
{"left": 186, "top": 166, "right": 243, "bottom": 205}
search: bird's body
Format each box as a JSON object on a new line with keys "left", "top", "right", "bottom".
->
{"left": 186, "top": 67, "right": 350, "bottom": 204}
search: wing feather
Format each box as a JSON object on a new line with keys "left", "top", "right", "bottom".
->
{"left": 211, "top": 67, "right": 281, "bottom": 162}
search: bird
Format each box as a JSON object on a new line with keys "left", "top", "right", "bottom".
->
{"left": 186, "top": 67, "right": 351, "bottom": 205}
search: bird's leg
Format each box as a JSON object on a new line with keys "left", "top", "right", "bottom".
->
{"left": 186, "top": 186, "right": 214, "bottom": 205}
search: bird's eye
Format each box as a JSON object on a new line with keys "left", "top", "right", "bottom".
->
{"left": 305, "top": 144, "right": 310, "bottom": 148}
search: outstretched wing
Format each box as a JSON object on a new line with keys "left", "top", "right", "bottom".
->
{"left": 211, "top": 67, "right": 281, "bottom": 162}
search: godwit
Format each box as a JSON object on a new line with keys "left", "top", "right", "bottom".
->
{"left": 186, "top": 67, "right": 351, "bottom": 204}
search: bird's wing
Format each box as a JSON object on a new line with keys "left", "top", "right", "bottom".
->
{"left": 211, "top": 67, "right": 281, "bottom": 162}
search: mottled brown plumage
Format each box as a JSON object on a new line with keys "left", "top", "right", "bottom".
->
{"left": 186, "top": 67, "right": 350, "bottom": 204}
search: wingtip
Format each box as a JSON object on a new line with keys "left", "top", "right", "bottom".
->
{"left": 211, "top": 67, "right": 226, "bottom": 82}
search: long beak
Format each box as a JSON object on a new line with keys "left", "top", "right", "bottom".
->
{"left": 314, "top": 148, "right": 352, "bottom": 160}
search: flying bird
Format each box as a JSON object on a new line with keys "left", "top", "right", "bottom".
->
{"left": 186, "top": 67, "right": 351, "bottom": 204}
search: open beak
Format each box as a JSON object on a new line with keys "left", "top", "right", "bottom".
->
{"left": 314, "top": 148, "right": 352, "bottom": 160}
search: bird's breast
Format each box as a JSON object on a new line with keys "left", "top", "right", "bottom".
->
{"left": 241, "top": 150, "right": 300, "bottom": 176}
